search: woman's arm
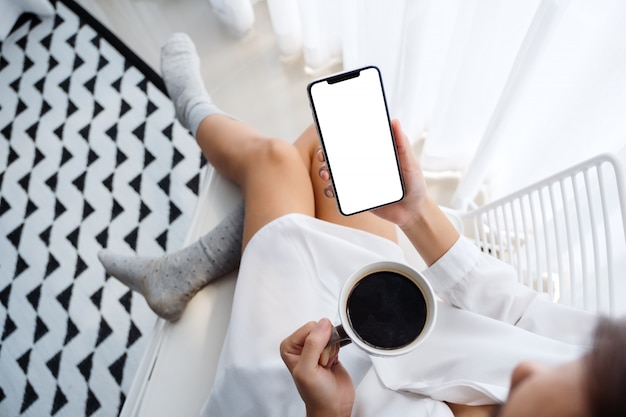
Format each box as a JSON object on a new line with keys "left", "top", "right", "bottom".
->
{"left": 377, "top": 121, "right": 597, "bottom": 341}
{"left": 372, "top": 120, "right": 459, "bottom": 266}
{"left": 374, "top": 122, "right": 537, "bottom": 323}
{"left": 397, "top": 196, "right": 460, "bottom": 266}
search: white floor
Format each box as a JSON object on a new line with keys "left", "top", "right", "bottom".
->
{"left": 75, "top": 0, "right": 327, "bottom": 143}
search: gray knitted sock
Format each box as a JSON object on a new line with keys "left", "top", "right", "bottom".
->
{"left": 160, "top": 32, "right": 226, "bottom": 136}
{"left": 98, "top": 202, "right": 244, "bottom": 322}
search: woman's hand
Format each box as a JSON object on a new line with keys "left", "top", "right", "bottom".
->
{"left": 317, "top": 118, "right": 430, "bottom": 229}
{"left": 316, "top": 118, "right": 459, "bottom": 264}
{"left": 371, "top": 119, "right": 430, "bottom": 230}
{"left": 280, "top": 319, "right": 355, "bottom": 417}
{"left": 374, "top": 119, "right": 460, "bottom": 265}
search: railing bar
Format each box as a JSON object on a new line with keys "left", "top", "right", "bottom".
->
{"left": 487, "top": 209, "right": 499, "bottom": 260}
{"left": 539, "top": 186, "right": 553, "bottom": 297}
{"left": 530, "top": 191, "right": 543, "bottom": 292}
{"left": 548, "top": 182, "right": 565, "bottom": 304}
{"left": 583, "top": 167, "right": 602, "bottom": 313}
{"left": 572, "top": 174, "right": 590, "bottom": 310}
{"left": 480, "top": 212, "right": 490, "bottom": 256}
{"left": 512, "top": 199, "right": 525, "bottom": 283}
{"left": 503, "top": 202, "right": 514, "bottom": 267}
{"left": 520, "top": 195, "right": 533, "bottom": 288}
{"left": 597, "top": 163, "right": 614, "bottom": 315}
{"left": 494, "top": 206, "right": 506, "bottom": 262}
{"left": 561, "top": 177, "right": 577, "bottom": 307}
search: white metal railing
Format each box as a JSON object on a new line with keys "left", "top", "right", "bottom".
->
{"left": 459, "top": 154, "right": 626, "bottom": 316}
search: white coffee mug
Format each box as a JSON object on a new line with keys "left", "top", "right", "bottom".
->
{"left": 327, "top": 261, "right": 437, "bottom": 357}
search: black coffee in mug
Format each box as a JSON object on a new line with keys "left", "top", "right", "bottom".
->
{"left": 346, "top": 271, "right": 427, "bottom": 349}
{"left": 328, "top": 261, "right": 436, "bottom": 356}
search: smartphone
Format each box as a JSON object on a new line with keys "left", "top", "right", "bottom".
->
{"left": 307, "top": 66, "right": 404, "bottom": 216}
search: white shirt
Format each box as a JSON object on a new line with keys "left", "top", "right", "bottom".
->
{"left": 201, "top": 214, "right": 597, "bottom": 417}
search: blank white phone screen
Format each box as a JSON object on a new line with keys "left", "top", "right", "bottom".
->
{"left": 309, "top": 67, "right": 404, "bottom": 215}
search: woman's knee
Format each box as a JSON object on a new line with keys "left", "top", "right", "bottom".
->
{"left": 252, "top": 138, "right": 305, "bottom": 174}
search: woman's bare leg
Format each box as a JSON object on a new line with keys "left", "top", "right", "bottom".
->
{"left": 195, "top": 115, "right": 315, "bottom": 248}
{"left": 160, "top": 32, "right": 315, "bottom": 249}
{"left": 160, "top": 31, "right": 394, "bottom": 247}
{"left": 292, "top": 125, "right": 398, "bottom": 243}
{"left": 194, "top": 118, "right": 397, "bottom": 246}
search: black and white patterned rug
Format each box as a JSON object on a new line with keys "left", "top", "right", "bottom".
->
{"left": 0, "top": 1, "right": 203, "bottom": 415}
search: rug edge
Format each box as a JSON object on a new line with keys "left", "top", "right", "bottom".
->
{"left": 59, "top": 0, "right": 167, "bottom": 94}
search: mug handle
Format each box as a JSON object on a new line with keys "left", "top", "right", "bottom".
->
{"left": 327, "top": 324, "right": 351, "bottom": 348}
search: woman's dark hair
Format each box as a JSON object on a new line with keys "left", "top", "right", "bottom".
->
{"left": 586, "top": 316, "right": 626, "bottom": 417}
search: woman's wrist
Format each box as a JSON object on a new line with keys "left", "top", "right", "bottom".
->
{"left": 400, "top": 197, "right": 460, "bottom": 266}
{"left": 306, "top": 409, "right": 348, "bottom": 417}
{"left": 306, "top": 411, "right": 340, "bottom": 417}
{"left": 398, "top": 194, "right": 432, "bottom": 230}
{"left": 306, "top": 403, "right": 352, "bottom": 417}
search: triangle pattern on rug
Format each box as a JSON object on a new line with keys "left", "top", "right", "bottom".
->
{"left": 0, "top": 1, "right": 202, "bottom": 416}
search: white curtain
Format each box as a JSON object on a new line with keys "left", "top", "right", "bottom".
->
{"left": 217, "top": 0, "right": 626, "bottom": 210}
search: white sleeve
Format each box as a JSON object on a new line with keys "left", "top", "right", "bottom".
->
{"left": 422, "top": 236, "right": 597, "bottom": 345}
{"left": 368, "top": 236, "right": 593, "bottom": 405}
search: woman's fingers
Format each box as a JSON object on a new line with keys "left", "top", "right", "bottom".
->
{"left": 280, "top": 318, "right": 335, "bottom": 373}
{"left": 280, "top": 321, "right": 317, "bottom": 372}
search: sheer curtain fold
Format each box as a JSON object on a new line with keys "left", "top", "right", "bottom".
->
{"left": 465, "top": 0, "right": 626, "bottom": 204}
{"left": 219, "top": 0, "right": 626, "bottom": 206}
{"left": 265, "top": 0, "right": 302, "bottom": 57}
{"left": 265, "top": 0, "right": 343, "bottom": 70}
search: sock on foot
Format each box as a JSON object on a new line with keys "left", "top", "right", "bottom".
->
{"left": 98, "top": 202, "right": 245, "bottom": 321}
{"left": 160, "top": 32, "right": 227, "bottom": 136}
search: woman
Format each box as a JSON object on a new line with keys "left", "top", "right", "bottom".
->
{"left": 99, "top": 33, "right": 625, "bottom": 417}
